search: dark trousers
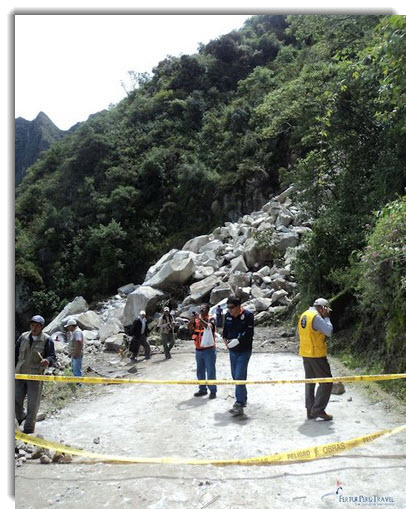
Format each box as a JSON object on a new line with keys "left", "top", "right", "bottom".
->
{"left": 161, "top": 332, "right": 175, "bottom": 358}
{"left": 15, "top": 379, "right": 43, "bottom": 433}
{"left": 130, "top": 334, "right": 151, "bottom": 358}
{"left": 302, "top": 357, "right": 333, "bottom": 414}
{"left": 229, "top": 350, "right": 252, "bottom": 405}
{"left": 196, "top": 348, "right": 217, "bottom": 394}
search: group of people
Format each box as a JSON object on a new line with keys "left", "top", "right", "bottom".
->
{"left": 15, "top": 314, "right": 84, "bottom": 434}
{"left": 187, "top": 295, "right": 334, "bottom": 420}
{"left": 129, "top": 306, "right": 176, "bottom": 362}
{"left": 15, "top": 295, "right": 335, "bottom": 434}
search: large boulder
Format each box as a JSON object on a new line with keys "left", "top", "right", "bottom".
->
{"left": 193, "top": 266, "right": 215, "bottom": 280}
{"left": 144, "top": 249, "right": 178, "bottom": 281}
{"left": 251, "top": 285, "right": 265, "bottom": 299}
{"left": 243, "top": 237, "right": 274, "bottom": 270}
{"left": 272, "top": 232, "right": 299, "bottom": 254}
{"left": 230, "top": 255, "right": 248, "bottom": 274}
{"left": 182, "top": 235, "right": 211, "bottom": 253}
{"left": 99, "top": 318, "right": 123, "bottom": 343}
{"left": 271, "top": 289, "right": 291, "bottom": 306}
{"left": 276, "top": 185, "right": 295, "bottom": 204}
{"left": 83, "top": 330, "right": 99, "bottom": 342}
{"left": 104, "top": 333, "right": 127, "bottom": 352}
{"left": 211, "top": 226, "right": 231, "bottom": 241}
{"left": 228, "top": 272, "right": 251, "bottom": 290}
{"left": 146, "top": 257, "right": 195, "bottom": 290}
{"left": 253, "top": 298, "right": 274, "bottom": 312}
{"left": 271, "top": 278, "right": 295, "bottom": 293}
{"left": 276, "top": 207, "right": 295, "bottom": 228}
{"left": 235, "top": 286, "right": 251, "bottom": 302}
{"left": 117, "top": 283, "right": 136, "bottom": 296}
{"left": 122, "top": 286, "right": 165, "bottom": 326}
{"left": 189, "top": 275, "right": 220, "bottom": 302}
{"left": 199, "top": 240, "right": 224, "bottom": 254}
{"left": 76, "top": 311, "right": 104, "bottom": 331}
{"left": 209, "top": 284, "right": 233, "bottom": 305}
{"left": 44, "top": 297, "right": 88, "bottom": 335}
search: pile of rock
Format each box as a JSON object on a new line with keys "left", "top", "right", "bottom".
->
{"left": 42, "top": 185, "right": 311, "bottom": 361}
{"left": 122, "top": 185, "right": 311, "bottom": 325}
{"left": 41, "top": 295, "right": 130, "bottom": 375}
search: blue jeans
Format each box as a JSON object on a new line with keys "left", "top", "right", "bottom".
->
{"left": 229, "top": 350, "right": 252, "bottom": 405}
{"left": 196, "top": 348, "right": 217, "bottom": 394}
{"left": 71, "top": 357, "right": 83, "bottom": 377}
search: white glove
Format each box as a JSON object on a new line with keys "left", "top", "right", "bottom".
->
{"left": 227, "top": 338, "right": 240, "bottom": 349}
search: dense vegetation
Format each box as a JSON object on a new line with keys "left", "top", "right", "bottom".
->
{"left": 16, "top": 15, "right": 405, "bottom": 373}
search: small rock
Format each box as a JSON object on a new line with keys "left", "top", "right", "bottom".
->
{"left": 93, "top": 437, "right": 100, "bottom": 444}
{"left": 40, "top": 454, "right": 52, "bottom": 464}
{"left": 331, "top": 382, "right": 345, "bottom": 395}
{"left": 347, "top": 397, "right": 352, "bottom": 402}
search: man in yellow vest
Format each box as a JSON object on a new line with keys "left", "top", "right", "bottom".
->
{"left": 298, "top": 298, "right": 334, "bottom": 421}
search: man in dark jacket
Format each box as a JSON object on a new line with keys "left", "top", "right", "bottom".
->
{"left": 15, "top": 315, "right": 56, "bottom": 434}
{"left": 129, "top": 310, "right": 151, "bottom": 361}
{"left": 222, "top": 296, "right": 254, "bottom": 417}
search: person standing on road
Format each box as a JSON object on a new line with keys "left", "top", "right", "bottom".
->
{"left": 15, "top": 315, "right": 56, "bottom": 434}
{"left": 188, "top": 304, "right": 217, "bottom": 399}
{"left": 223, "top": 296, "right": 254, "bottom": 417}
{"left": 129, "top": 310, "right": 151, "bottom": 361}
{"left": 158, "top": 307, "right": 175, "bottom": 359}
{"left": 215, "top": 305, "right": 223, "bottom": 328}
{"left": 298, "top": 297, "right": 334, "bottom": 421}
{"left": 65, "top": 319, "right": 84, "bottom": 385}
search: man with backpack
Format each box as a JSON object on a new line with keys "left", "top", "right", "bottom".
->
{"left": 15, "top": 315, "right": 56, "bottom": 434}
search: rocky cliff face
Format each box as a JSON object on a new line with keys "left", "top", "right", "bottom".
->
{"left": 15, "top": 112, "right": 66, "bottom": 188}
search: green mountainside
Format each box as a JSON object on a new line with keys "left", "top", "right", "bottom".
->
{"left": 15, "top": 15, "right": 406, "bottom": 375}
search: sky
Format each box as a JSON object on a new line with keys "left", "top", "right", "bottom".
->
{"left": 15, "top": 14, "right": 252, "bottom": 130}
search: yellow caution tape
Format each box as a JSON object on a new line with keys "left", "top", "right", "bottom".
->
{"left": 14, "top": 373, "right": 406, "bottom": 385}
{"left": 15, "top": 424, "right": 406, "bottom": 465}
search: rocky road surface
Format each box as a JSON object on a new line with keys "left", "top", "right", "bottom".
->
{"left": 15, "top": 328, "right": 406, "bottom": 509}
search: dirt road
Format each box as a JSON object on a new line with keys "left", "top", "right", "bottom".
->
{"left": 15, "top": 333, "right": 406, "bottom": 509}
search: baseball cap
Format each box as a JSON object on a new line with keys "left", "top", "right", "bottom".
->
{"left": 65, "top": 319, "right": 77, "bottom": 327}
{"left": 140, "top": 310, "right": 146, "bottom": 316}
{"left": 30, "top": 315, "right": 45, "bottom": 325}
{"left": 163, "top": 307, "right": 170, "bottom": 312}
{"left": 313, "top": 298, "right": 332, "bottom": 311}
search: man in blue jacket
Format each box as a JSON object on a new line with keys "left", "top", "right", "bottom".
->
{"left": 222, "top": 296, "right": 254, "bottom": 417}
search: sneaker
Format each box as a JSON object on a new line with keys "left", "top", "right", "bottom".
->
{"left": 311, "top": 410, "right": 333, "bottom": 421}
{"left": 165, "top": 353, "right": 172, "bottom": 359}
{"left": 130, "top": 357, "right": 136, "bottom": 363}
{"left": 209, "top": 392, "right": 217, "bottom": 399}
{"left": 145, "top": 356, "right": 151, "bottom": 360}
{"left": 194, "top": 391, "right": 207, "bottom": 397}
{"left": 229, "top": 403, "right": 244, "bottom": 417}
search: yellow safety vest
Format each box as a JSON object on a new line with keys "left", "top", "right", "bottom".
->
{"left": 298, "top": 309, "right": 327, "bottom": 358}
